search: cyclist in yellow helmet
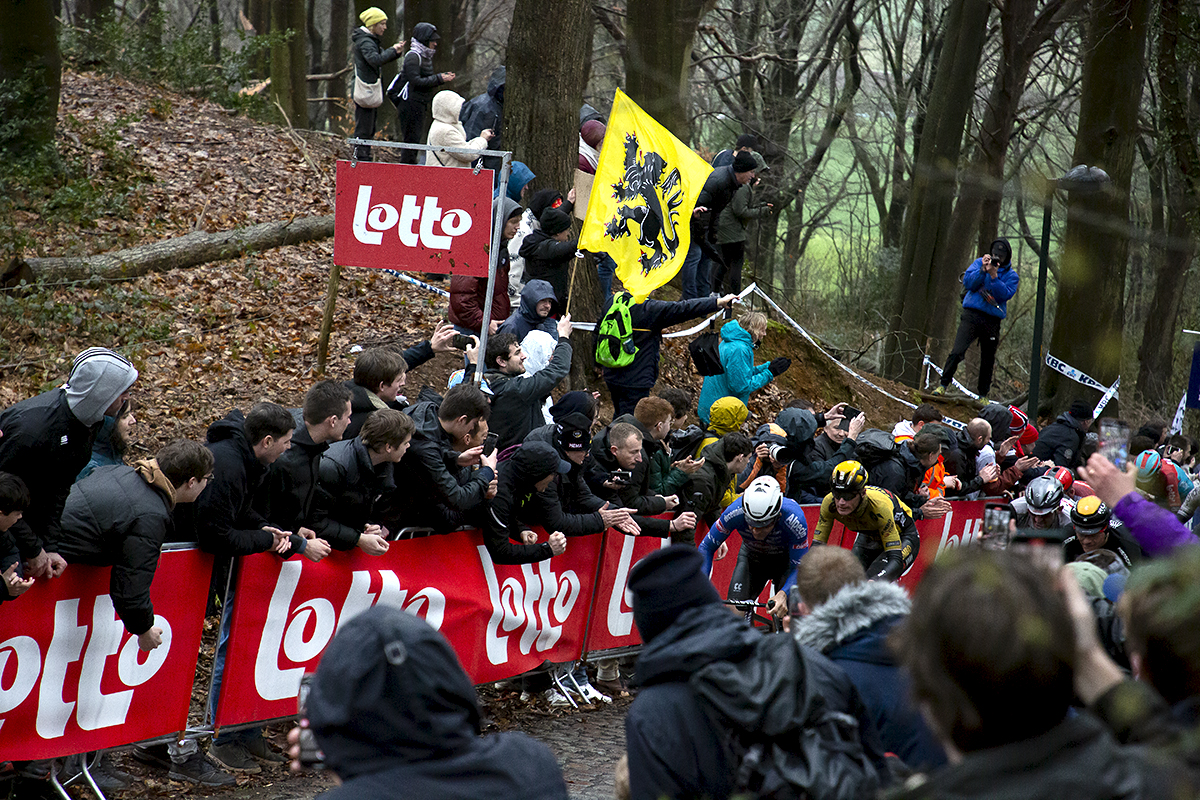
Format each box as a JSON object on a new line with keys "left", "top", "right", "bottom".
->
{"left": 814, "top": 460, "right": 920, "bottom": 581}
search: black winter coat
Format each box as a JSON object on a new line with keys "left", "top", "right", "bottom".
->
{"left": 255, "top": 423, "right": 329, "bottom": 535}
{"left": 485, "top": 340, "right": 572, "bottom": 451}
{"left": 459, "top": 65, "right": 505, "bottom": 176}
{"left": 351, "top": 26, "right": 400, "bottom": 85}
{"left": 393, "top": 400, "right": 494, "bottom": 523}
{"left": 694, "top": 166, "right": 740, "bottom": 246}
{"left": 483, "top": 446, "right": 558, "bottom": 564}
{"left": 601, "top": 296, "right": 720, "bottom": 390}
{"left": 523, "top": 424, "right": 606, "bottom": 535}
{"left": 497, "top": 280, "right": 559, "bottom": 342}
{"left": 194, "top": 410, "right": 275, "bottom": 556}
{"left": 396, "top": 50, "right": 443, "bottom": 107}
{"left": 587, "top": 417, "right": 668, "bottom": 521}
{"left": 688, "top": 438, "right": 732, "bottom": 520}
{"left": 57, "top": 464, "right": 173, "bottom": 635}
{"left": 316, "top": 438, "right": 395, "bottom": 550}
{"left": 341, "top": 339, "right": 434, "bottom": 440}
{"left": 0, "top": 388, "right": 100, "bottom": 557}
{"left": 518, "top": 230, "right": 578, "bottom": 314}
{"left": 1032, "top": 412, "right": 1089, "bottom": 469}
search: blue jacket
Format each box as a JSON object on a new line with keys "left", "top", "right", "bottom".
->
{"left": 698, "top": 319, "right": 773, "bottom": 423}
{"left": 961, "top": 254, "right": 1019, "bottom": 319}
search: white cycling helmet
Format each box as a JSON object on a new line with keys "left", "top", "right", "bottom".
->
{"left": 743, "top": 476, "right": 783, "bottom": 527}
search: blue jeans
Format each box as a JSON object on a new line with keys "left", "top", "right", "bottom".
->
{"left": 208, "top": 586, "right": 259, "bottom": 746}
{"left": 596, "top": 252, "right": 616, "bottom": 300}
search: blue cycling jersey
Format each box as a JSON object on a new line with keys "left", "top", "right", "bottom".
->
{"left": 698, "top": 496, "right": 810, "bottom": 592}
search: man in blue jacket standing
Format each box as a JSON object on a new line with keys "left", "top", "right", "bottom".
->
{"left": 933, "top": 238, "right": 1019, "bottom": 404}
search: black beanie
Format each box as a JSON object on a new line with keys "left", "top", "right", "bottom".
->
{"left": 628, "top": 545, "right": 721, "bottom": 644}
{"left": 1069, "top": 400, "right": 1094, "bottom": 420}
{"left": 732, "top": 151, "right": 757, "bottom": 174}
{"left": 557, "top": 412, "right": 592, "bottom": 453}
{"left": 735, "top": 133, "right": 758, "bottom": 150}
{"left": 539, "top": 207, "right": 572, "bottom": 236}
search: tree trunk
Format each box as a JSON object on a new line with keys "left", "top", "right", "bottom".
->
{"left": 141, "top": 0, "right": 163, "bottom": 66}
{"left": 270, "top": 0, "right": 308, "bottom": 128}
{"left": 247, "top": 0, "right": 271, "bottom": 77}
{"left": 882, "top": 0, "right": 991, "bottom": 385}
{"left": 18, "top": 216, "right": 334, "bottom": 283}
{"left": 505, "top": 0, "right": 590, "bottom": 195}
{"left": 208, "top": 0, "right": 220, "bottom": 64}
{"left": 624, "top": 0, "right": 711, "bottom": 141}
{"left": 76, "top": 0, "right": 115, "bottom": 24}
{"left": 0, "top": 0, "right": 61, "bottom": 158}
{"left": 307, "top": 0, "right": 324, "bottom": 129}
{"left": 328, "top": 0, "right": 349, "bottom": 133}
{"left": 1042, "top": 0, "right": 1151, "bottom": 416}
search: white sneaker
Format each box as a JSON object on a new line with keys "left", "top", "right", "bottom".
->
{"left": 543, "top": 688, "right": 573, "bottom": 707}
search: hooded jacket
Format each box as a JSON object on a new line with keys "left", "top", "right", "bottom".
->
{"left": 483, "top": 442, "right": 564, "bottom": 564}
{"left": 497, "top": 279, "right": 558, "bottom": 342}
{"left": 255, "top": 422, "right": 331, "bottom": 536}
{"left": 485, "top": 339, "right": 572, "bottom": 451}
{"left": 308, "top": 606, "right": 568, "bottom": 800}
{"left": 776, "top": 408, "right": 858, "bottom": 502}
{"left": 57, "top": 460, "right": 176, "bottom": 636}
{"left": 460, "top": 66, "right": 505, "bottom": 175}
{"left": 426, "top": 91, "right": 490, "bottom": 167}
{"left": 396, "top": 31, "right": 444, "bottom": 107}
{"left": 961, "top": 239, "right": 1019, "bottom": 319}
{"left": 393, "top": 400, "right": 495, "bottom": 526}
{"left": 629, "top": 602, "right": 889, "bottom": 800}
{"left": 601, "top": 294, "right": 722, "bottom": 390}
{"left": 698, "top": 319, "right": 774, "bottom": 424}
{"left": 193, "top": 410, "right": 276, "bottom": 556}
{"left": 351, "top": 26, "right": 401, "bottom": 86}
{"left": 518, "top": 227, "right": 577, "bottom": 314}
{"left": 0, "top": 388, "right": 106, "bottom": 558}
{"left": 523, "top": 423, "right": 606, "bottom": 536}
{"left": 505, "top": 161, "right": 535, "bottom": 202}
{"left": 693, "top": 166, "right": 741, "bottom": 245}
{"left": 316, "top": 437, "right": 396, "bottom": 550}
{"left": 448, "top": 198, "right": 516, "bottom": 333}
{"left": 792, "top": 580, "right": 947, "bottom": 771}
{"left": 1032, "top": 411, "right": 1088, "bottom": 469}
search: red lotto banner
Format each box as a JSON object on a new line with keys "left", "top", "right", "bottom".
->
{"left": 0, "top": 549, "right": 212, "bottom": 761}
{"left": 215, "top": 530, "right": 605, "bottom": 726}
{"left": 333, "top": 160, "right": 495, "bottom": 276}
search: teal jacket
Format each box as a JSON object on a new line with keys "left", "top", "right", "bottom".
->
{"left": 698, "top": 320, "right": 773, "bottom": 424}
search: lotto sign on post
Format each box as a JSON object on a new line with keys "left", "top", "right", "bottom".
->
{"left": 215, "top": 530, "right": 604, "bottom": 726}
{"left": 334, "top": 160, "right": 494, "bottom": 276}
{"left": 0, "top": 549, "right": 212, "bottom": 760}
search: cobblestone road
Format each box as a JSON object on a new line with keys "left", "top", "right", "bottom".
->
{"left": 507, "top": 697, "right": 630, "bottom": 800}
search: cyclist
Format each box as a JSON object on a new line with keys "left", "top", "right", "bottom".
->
{"left": 1011, "top": 474, "right": 1073, "bottom": 529}
{"left": 813, "top": 461, "right": 919, "bottom": 581}
{"left": 1062, "top": 495, "right": 1144, "bottom": 569}
{"left": 698, "top": 476, "right": 808, "bottom": 618}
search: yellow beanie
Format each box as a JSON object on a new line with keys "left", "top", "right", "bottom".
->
{"left": 360, "top": 7, "right": 387, "bottom": 27}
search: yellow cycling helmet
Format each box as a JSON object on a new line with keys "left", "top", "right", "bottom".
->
{"left": 831, "top": 460, "right": 869, "bottom": 495}
{"left": 1070, "top": 495, "right": 1111, "bottom": 533}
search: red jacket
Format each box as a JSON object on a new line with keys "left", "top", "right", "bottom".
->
{"left": 448, "top": 254, "right": 511, "bottom": 334}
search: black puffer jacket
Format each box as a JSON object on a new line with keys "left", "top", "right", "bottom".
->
{"left": 396, "top": 39, "right": 444, "bottom": 107}
{"left": 586, "top": 417, "right": 666, "bottom": 516}
{"left": 194, "top": 410, "right": 275, "bottom": 556}
{"left": 483, "top": 442, "right": 560, "bottom": 564}
{"left": 485, "top": 339, "right": 572, "bottom": 451}
{"left": 518, "top": 230, "right": 578, "bottom": 313}
{"left": 351, "top": 26, "right": 401, "bottom": 85}
{"left": 601, "top": 295, "right": 720, "bottom": 390}
{"left": 58, "top": 463, "right": 174, "bottom": 635}
{"left": 315, "top": 437, "right": 395, "bottom": 549}
{"left": 523, "top": 424, "right": 606, "bottom": 536}
{"left": 889, "top": 714, "right": 1180, "bottom": 800}
{"left": 1032, "top": 411, "right": 1089, "bottom": 469}
{"left": 393, "top": 400, "right": 494, "bottom": 519}
{"left": 0, "top": 388, "right": 100, "bottom": 557}
{"left": 255, "top": 423, "right": 330, "bottom": 535}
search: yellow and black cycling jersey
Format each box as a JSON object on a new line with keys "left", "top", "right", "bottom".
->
{"left": 814, "top": 487, "right": 913, "bottom": 552}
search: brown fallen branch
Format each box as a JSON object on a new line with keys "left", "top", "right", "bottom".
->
{"left": 18, "top": 215, "right": 335, "bottom": 284}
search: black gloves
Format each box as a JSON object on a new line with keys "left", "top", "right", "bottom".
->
{"left": 768, "top": 357, "right": 792, "bottom": 377}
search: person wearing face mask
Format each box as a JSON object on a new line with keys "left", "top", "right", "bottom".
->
{"left": 697, "top": 311, "right": 790, "bottom": 426}
{"left": 932, "top": 238, "right": 1020, "bottom": 405}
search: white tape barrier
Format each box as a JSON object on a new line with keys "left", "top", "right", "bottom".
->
{"left": 749, "top": 287, "right": 966, "bottom": 432}
{"left": 921, "top": 356, "right": 981, "bottom": 400}
{"left": 1172, "top": 390, "right": 1187, "bottom": 435}
{"left": 568, "top": 282, "right": 759, "bottom": 336}
{"left": 1093, "top": 377, "right": 1120, "bottom": 419}
{"left": 1044, "top": 353, "right": 1113, "bottom": 395}
{"left": 381, "top": 268, "right": 451, "bottom": 298}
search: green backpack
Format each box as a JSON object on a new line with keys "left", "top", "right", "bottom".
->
{"left": 595, "top": 292, "right": 638, "bottom": 368}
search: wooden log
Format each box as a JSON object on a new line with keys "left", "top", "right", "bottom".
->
{"left": 20, "top": 215, "right": 335, "bottom": 283}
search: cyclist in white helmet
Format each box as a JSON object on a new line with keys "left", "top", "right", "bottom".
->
{"left": 698, "top": 476, "right": 809, "bottom": 618}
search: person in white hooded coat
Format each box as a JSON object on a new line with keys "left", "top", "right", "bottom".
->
{"left": 425, "top": 90, "right": 493, "bottom": 168}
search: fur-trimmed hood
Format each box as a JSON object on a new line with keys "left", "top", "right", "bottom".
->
{"left": 792, "top": 579, "right": 910, "bottom": 656}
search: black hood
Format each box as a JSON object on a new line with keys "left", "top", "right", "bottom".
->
{"left": 308, "top": 606, "right": 480, "bottom": 780}
{"left": 487, "top": 65, "right": 505, "bottom": 101}
{"left": 411, "top": 21, "right": 439, "bottom": 44}
{"left": 499, "top": 441, "right": 567, "bottom": 489}
{"left": 206, "top": 409, "right": 249, "bottom": 447}
{"left": 634, "top": 603, "right": 759, "bottom": 687}
{"left": 989, "top": 238, "right": 1012, "bottom": 268}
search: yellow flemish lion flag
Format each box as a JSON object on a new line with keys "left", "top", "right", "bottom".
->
{"left": 579, "top": 90, "right": 714, "bottom": 301}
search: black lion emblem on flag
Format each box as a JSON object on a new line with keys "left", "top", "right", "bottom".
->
{"left": 603, "top": 133, "right": 684, "bottom": 276}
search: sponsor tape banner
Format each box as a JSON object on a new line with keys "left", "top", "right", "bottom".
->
{"left": 0, "top": 549, "right": 212, "bottom": 761}
{"left": 216, "top": 530, "right": 604, "bottom": 726}
{"left": 1044, "top": 353, "right": 1113, "bottom": 394}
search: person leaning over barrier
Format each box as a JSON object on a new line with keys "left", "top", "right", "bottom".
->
{"left": 483, "top": 441, "right": 569, "bottom": 565}
{"left": 0, "top": 472, "right": 33, "bottom": 603}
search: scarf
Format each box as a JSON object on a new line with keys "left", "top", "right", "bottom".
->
{"left": 133, "top": 458, "right": 177, "bottom": 510}
{"left": 410, "top": 38, "right": 435, "bottom": 67}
